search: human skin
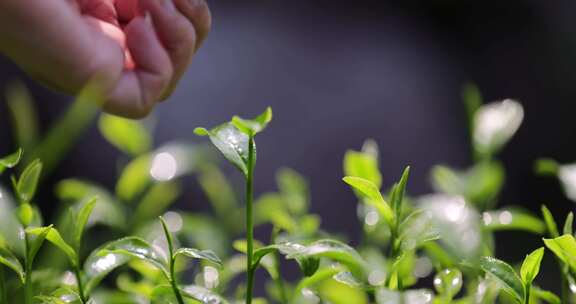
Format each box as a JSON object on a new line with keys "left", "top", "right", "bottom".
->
{"left": 0, "top": 0, "right": 211, "bottom": 118}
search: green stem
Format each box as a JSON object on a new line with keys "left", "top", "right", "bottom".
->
{"left": 524, "top": 283, "right": 530, "bottom": 304}
{"left": 245, "top": 137, "right": 256, "bottom": 304}
{"left": 24, "top": 233, "right": 32, "bottom": 304}
{"left": 74, "top": 265, "right": 87, "bottom": 304}
{"left": 169, "top": 244, "right": 185, "bottom": 304}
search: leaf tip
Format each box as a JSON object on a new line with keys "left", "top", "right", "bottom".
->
{"left": 193, "top": 127, "right": 209, "bottom": 136}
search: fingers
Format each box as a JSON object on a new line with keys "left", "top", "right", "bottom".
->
{"left": 173, "top": 0, "right": 212, "bottom": 50}
{"left": 104, "top": 16, "right": 172, "bottom": 118}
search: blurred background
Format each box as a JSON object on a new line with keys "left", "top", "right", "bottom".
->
{"left": 1, "top": 0, "right": 576, "bottom": 294}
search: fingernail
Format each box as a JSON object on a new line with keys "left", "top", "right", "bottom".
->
{"left": 163, "top": 0, "right": 176, "bottom": 12}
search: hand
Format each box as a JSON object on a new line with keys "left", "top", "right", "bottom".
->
{"left": 0, "top": 0, "right": 211, "bottom": 118}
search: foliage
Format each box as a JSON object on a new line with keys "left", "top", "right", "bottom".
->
{"left": 0, "top": 83, "right": 573, "bottom": 304}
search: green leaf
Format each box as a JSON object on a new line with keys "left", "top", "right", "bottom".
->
{"left": 180, "top": 285, "right": 230, "bottom": 304}
{"left": 115, "top": 154, "right": 151, "bottom": 202}
{"left": 98, "top": 113, "right": 151, "bottom": 156}
{"left": 342, "top": 176, "right": 394, "bottom": 226}
{"left": 534, "top": 158, "right": 559, "bottom": 176}
{"left": 391, "top": 166, "right": 410, "bottom": 220}
{"left": 84, "top": 236, "right": 169, "bottom": 292}
{"left": 564, "top": 212, "right": 574, "bottom": 236}
{"left": 375, "top": 288, "right": 435, "bottom": 304}
{"left": 194, "top": 123, "right": 250, "bottom": 177}
{"left": 133, "top": 182, "right": 180, "bottom": 225}
{"left": 16, "top": 159, "right": 42, "bottom": 202}
{"left": 26, "top": 225, "right": 53, "bottom": 265}
{"left": 295, "top": 266, "right": 344, "bottom": 293}
{"left": 0, "top": 246, "right": 24, "bottom": 282}
{"left": 277, "top": 167, "right": 309, "bottom": 215}
{"left": 531, "top": 286, "right": 561, "bottom": 304}
{"left": 520, "top": 247, "right": 544, "bottom": 285}
{"left": 27, "top": 226, "right": 77, "bottom": 266}
{"left": 279, "top": 239, "right": 368, "bottom": 279}
{"left": 73, "top": 197, "right": 97, "bottom": 251}
{"left": 482, "top": 208, "right": 545, "bottom": 234}
{"left": 433, "top": 268, "right": 462, "bottom": 299}
{"left": 0, "top": 148, "right": 23, "bottom": 174}
{"left": 231, "top": 107, "right": 273, "bottom": 136}
{"left": 343, "top": 149, "right": 382, "bottom": 188}
{"left": 6, "top": 83, "right": 39, "bottom": 156}
{"left": 543, "top": 234, "right": 576, "bottom": 273}
{"left": 479, "top": 256, "right": 524, "bottom": 303}
{"left": 174, "top": 248, "right": 222, "bottom": 267}
{"left": 463, "top": 82, "right": 483, "bottom": 139}
{"left": 541, "top": 205, "right": 559, "bottom": 238}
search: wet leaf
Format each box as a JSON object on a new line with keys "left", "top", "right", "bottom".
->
{"left": 195, "top": 123, "right": 250, "bottom": 177}
{"left": 479, "top": 256, "right": 524, "bottom": 303}
{"left": 231, "top": 107, "right": 273, "bottom": 136}
{"left": 342, "top": 176, "right": 394, "bottom": 226}
{"left": 174, "top": 248, "right": 222, "bottom": 267}
{"left": 375, "top": 288, "right": 434, "bottom": 304}
{"left": 181, "top": 285, "right": 230, "bottom": 304}
{"left": 433, "top": 268, "right": 463, "bottom": 299}
{"left": 98, "top": 113, "right": 151, "bottom": 156}
{"left": 16, "top": 159, "right": 42, "bottom": 202}
{"left": 520, "top": 247, "right": 544, "bottom": 285}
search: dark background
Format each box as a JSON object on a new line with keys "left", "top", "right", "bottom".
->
{"left": 1, "top": 0, "right": 576, "bottom": 293}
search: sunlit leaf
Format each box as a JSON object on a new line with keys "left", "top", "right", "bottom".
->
{"left": 18, "top": 203, "right": 34, "bottom": 226}
{"left": 181, "top": 285, "right": 230, "bottom": 304}
{"left": 16, "top": 159, "right": 42, "bottom": 202}
{"left": 482, "top": 208, "right": 545, "bottom": 234}
{"left": 473, "top": 99, "right": 524, "bottom": 157}
{"left": 317, "top": 278, "right": 368, "bottom": 304}
{"left": 194, "top": 123, "right": 250, "bottom": 177}
{"left": 231, "top": 107, "right": 273, "bottom": 136}
{"left": 26, "top": 225, "right": 52, "bottom": 264}
{"left": 543, "top": 234, "right": 576, "bottom": 273}
{"left": 98, "top": 113, "right": 152, "bottom": 156}
{"left": 479, "top": 256, "right": 524, "bottom": 303}
{"left": 520, "top": 247, "right": 544, "bottom": 285}
{"left": 295, "top": 266, "right": 343, "bottom": 293}
{"left": 343, "top": 149, "right": 382, "bottom": 188}
{"left": 343, "top": 176, "right": 394, "bottom": 226}
{"left": 27, "top": 226, "right": 77, "bottom": 266}
{"left": 0, "top": 246, "right": 24, "bottom": 282}
{"left": 564, "top": 212, "right": 574, "bottom": 236}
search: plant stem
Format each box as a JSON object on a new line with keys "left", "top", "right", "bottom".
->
{"left": 24, "top": 233, "right": 32, "bottom": 304}
{"left": 74, "top": 265, "right": 87, "bottom": 304}
{"left": 524, "top": 283, "right": 530, "bottom": 304}
{"left": 0, "top": 267, "right": 6, "bottom": 304}
{"left": 168, "top": 240, "right": 185, "bottom": 304}
{"left": 245, "top": 137, "right": 256, "bottom": 304}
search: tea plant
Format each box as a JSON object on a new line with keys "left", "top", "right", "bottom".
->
{"left": 0, "top": 83, "right": 576, "bottom": 303}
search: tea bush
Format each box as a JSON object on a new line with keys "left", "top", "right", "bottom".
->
{"left": 0, "top": 83, "right": 574, "bottom": 303}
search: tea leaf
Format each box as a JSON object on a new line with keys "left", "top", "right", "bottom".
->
{"left": 27, "top": 226, "right": 77, "bottom": 266}
{"left": 473, "top": 99, "right": 524, "bottom": 157}
{"left": 16, "top": 159, "right": 42, "bottom": 203}
{"left": 84, "top": 251, "right": 131, "bottom": 294}
{"left": 479, "top": 256, "right": 524, "bottom": 303}
{"left": 98, "top": 114, "right": 151, "bottom": 156}
{"left": 115, "top": 154, "right": 151, "bottom": 202}
{"left": 564, "top": 212, "right": 574, "bottom": 236}
{"left": 26, "top": 225, "right": 53, "bottom": 264}
{"left": 342, "top": 176, "right": 394, "bottom": 226}
{"left": 433, "top": 268, "right": 462, "bottom": 299}
{"left": 231, "top": 107, "right": 273, "bottom": 136}
{"left": 520, "top": 247, "right": 544, "bottom": 285}
{"left": 543, "top": 234, "right": 576, "bottom": 273}
{"left": 195, "top": 123, "right": 250, "bottom": 177}
{"left": 277, "top": 167, "right": 309, "bottom": 215}
{"left": 531, "top": 286, "right": 561, "bottom": 304}
{"left": 17, "top": 203, "right": 34, "bottom": 226}
{"left": 534, "top": 158, "right": 559, "bottom": 176}
{"left": 0, "top": 246, "right": 24, "bottom": 283}
{"left": 0, "top": 148, "right": 23, "bottom": 174}
{"left": 295, "top": 266, "right": 344, "bottom": 293}
{"left": 6, "top": 83, "right": 39, "bottom": 155}
{"left": 174, "top": 248, "right": 222, "bottom": 267}
{"left": 343, "top": 149, "right": 382, "bottom": 188}
{"left": 541, "top": 205, "right": 559, "bottom": 238}
{"left": 181, "top": 285, "right": 230, "bottom": 304}
{"left": 73, "top": 197, "right": 97, "bottom": 251}
{"left": 391, "top": 166, "right": 410, "bottom": 220}
{"left": 375, "top": 288, "right": 434, "bottom": 304}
